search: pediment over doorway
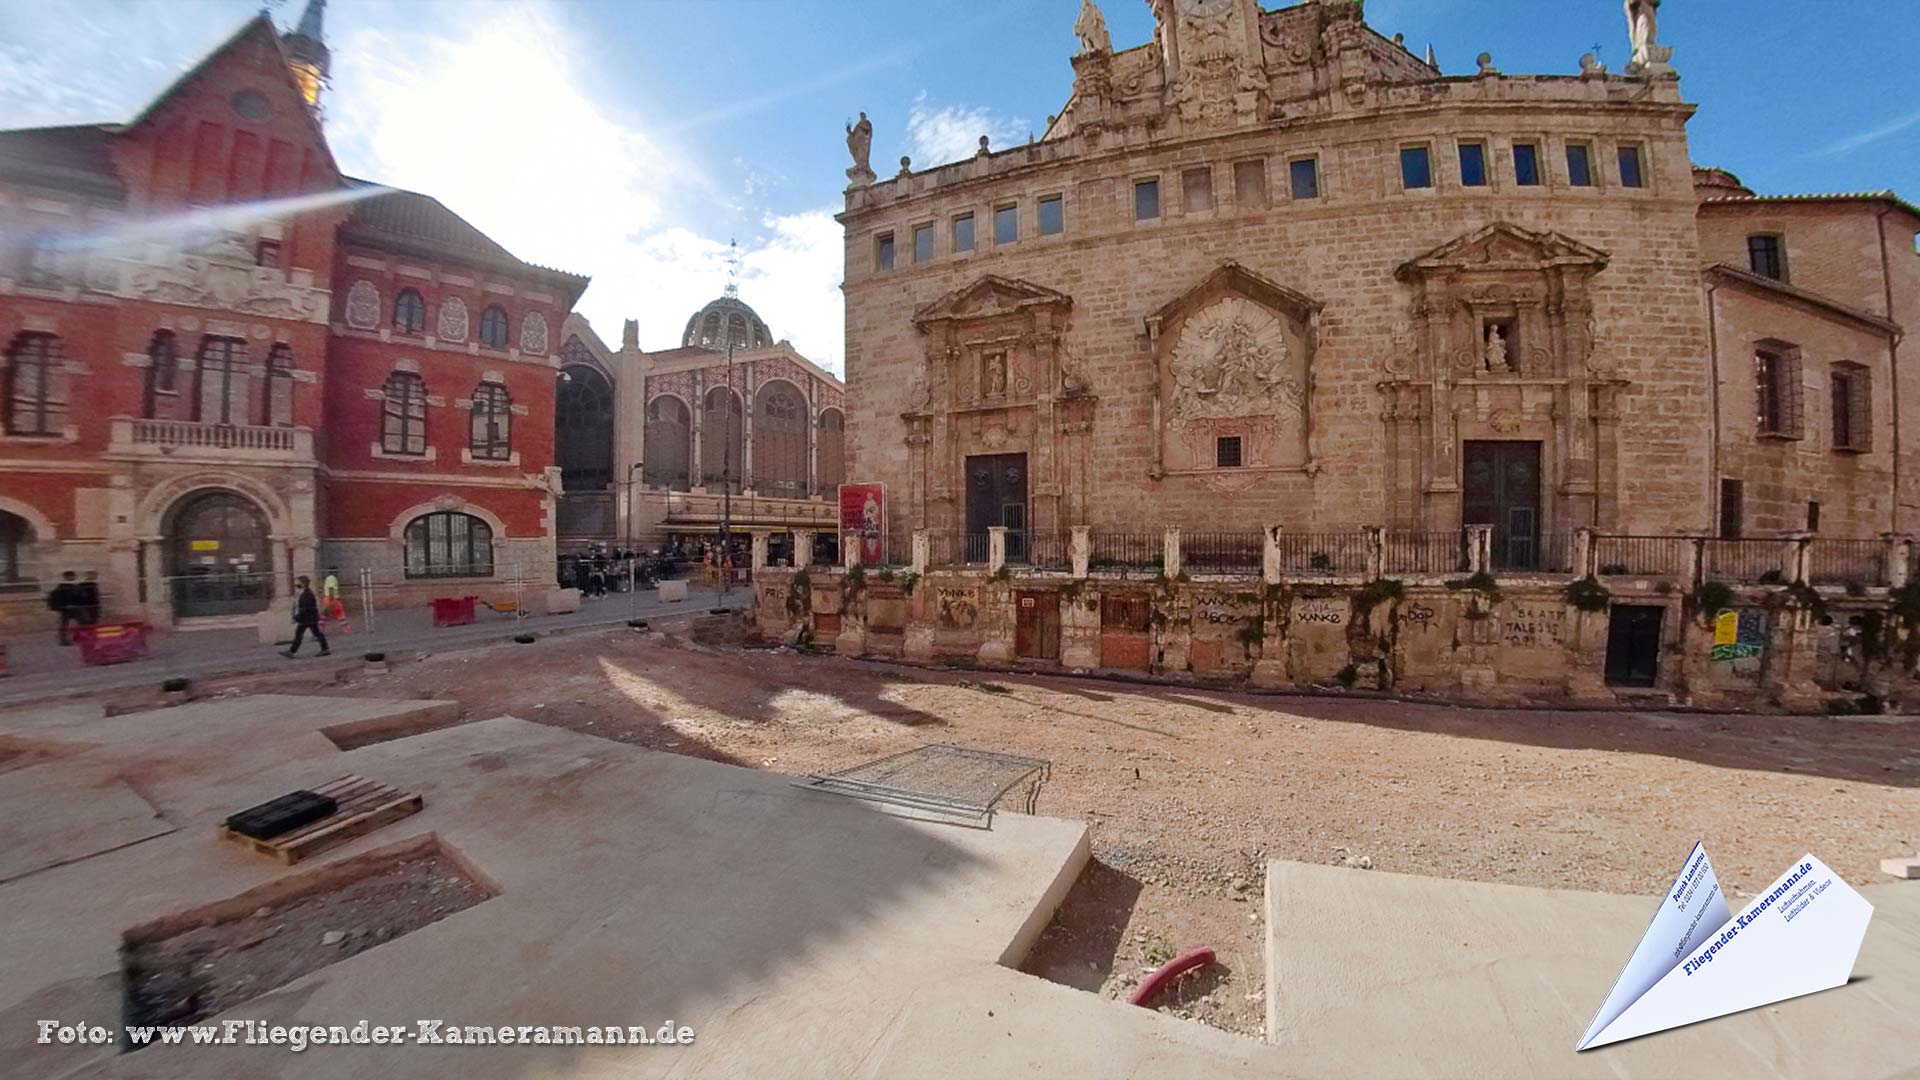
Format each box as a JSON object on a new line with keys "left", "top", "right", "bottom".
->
{"left": 1395, "top": 222, "right": 1610, "bottom": 280}
{"left": 912, "top": 274, "right": 1072, "bottom": 329}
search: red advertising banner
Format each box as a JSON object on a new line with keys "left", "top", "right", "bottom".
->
{"left": 838, "top": 483, "right": 885, "bottom": 565}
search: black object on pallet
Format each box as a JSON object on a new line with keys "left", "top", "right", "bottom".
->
{"left": 223, "top": 790, "right": 338, "bottom": 841}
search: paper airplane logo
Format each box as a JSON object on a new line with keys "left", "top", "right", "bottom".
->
{"left": 1577, "top": 843, "right": 1873, "bottom": 1050}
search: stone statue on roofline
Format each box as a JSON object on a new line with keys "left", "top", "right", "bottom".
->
{"left": 845, "top": 112, "right": 875, "bottom": 186}
{"left": 1074, "top": 0, "right": 1111, "bottom": 56}
{"left": 1623, "top": 0, "right": 1675, "bottom": 75}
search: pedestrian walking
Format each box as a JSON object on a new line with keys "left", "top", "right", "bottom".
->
{"left": 47, "top": 571, "right": 81, "bottom": 645}
{"left": 76, "top": 571, "right": 102, "bottom": 627}
{"left": 281, "top": 576, "right": 330, "bottom": 658}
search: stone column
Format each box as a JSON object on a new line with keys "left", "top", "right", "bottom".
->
{"left": 1887, "top": 535, "right": 1912, "bottom": 590}
{"left": 793, "top": 529, "right": 815, "bottom": 568}
{"left": 987, "top": 526, "right": 1008, "bottom": 574}
{"left": 911, "top": 529, "right": 930, "bottom": 574}
{"left": 1465, "top": 524, "right": 1494, "bottom": 574}
{"left": 1572, "top": 527, "right": 1595, "bottom": 578}
{"left": 139, "top": 538, "right": 168, "bottom": 627}
{"left": 750, "top": 531, "right": 770, "bottom": 572}
{"left": 843, "top": 528, "right": 862, "bottom": 570}
{"left": 1163, "top": 526, "right": 1182, "bottom": 579}
{"left": 1365, "top": 527, "right": 1386, "bottom": 581}
{"left": 1069, "top": 526, "right": 1091, "bottom": 579}
{"left": 1784, "top": 532, "right": 1810, "bottom": 585}
{"left": 1263, "top": 525, "right": 1283, "bottom": 585}
{"left": 1687, "top": 537, "right": 1706, "bottom": 591}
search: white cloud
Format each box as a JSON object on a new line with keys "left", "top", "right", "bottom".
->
{"left": 0, "top": 0, "right": 849, "bottom": 374}
{"left": 1811, "top": 107, "right": 1920, "bottom": 159}
{"left": 905, "top": 93, "right": 1028, "bottom": 169}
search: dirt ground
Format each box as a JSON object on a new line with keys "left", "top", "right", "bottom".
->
{"left": 123, "top": 854, "right": 488, "bottom": 1031}
{"left": 323, "top": 627, "right": 1920, "bottom": 1038}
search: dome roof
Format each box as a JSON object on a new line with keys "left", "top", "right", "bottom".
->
{"left": 682, "top": 295, "right": 773, "bottom": 350}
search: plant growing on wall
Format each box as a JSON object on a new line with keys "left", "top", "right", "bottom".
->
{"left": 876, "top": 566, "right": 896, "bottom": 584}
{"left": 844, "top": 563, "right": 866, "bottom": 599}
{"left": 1564, "top": 575, "right": 1612, "bottom": 613}
{"left": 786, "top": 568, "right": 812, "bottom": 618}
{"left": 897, "top": 570, "right": 920, "bottom": 597}
{"left": 1685, "top": 580, "right": 1735, "bottom": 627}
{"left": 1354, "top": 577, "right": 1403, "bottom": 618}
{"left": 1335, "top": 664, "right": 1359, "bottom": 689}
{"left": 1444, "top": 570, "right": 1503, "bottom": 602}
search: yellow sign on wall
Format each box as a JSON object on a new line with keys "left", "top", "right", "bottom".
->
{"left": 190, "top": 540, "right": 220, "bottom": 552}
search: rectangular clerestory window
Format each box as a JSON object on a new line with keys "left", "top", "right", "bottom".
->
{"left": 912, "top": 222, "right": 934, "bottom": 264}
{"left": 1289, "top": 157, "right": 1320, "bottom": 200}
{"left": 1400, "top": 146, "right": 1433, "bottom": 190}
{"left": 952, "top": 213, "right": 975, "bottom": 253}
{"left": 1134, "top": 178, "right": 1161, "bottom": 220}
{"left": 1234, "top": 160, "right": 1268, "bottom": 207}
{"left": 1617, "top": 145, "right": 1645, "bottom": 188}
{"left": 1830, "top": 362, "right": 1871, "bottom": 453}
{"left": 1747, "top": 234, "right": 1786, "bottom": 281}
{"left": 1566, "top": 143, "right": 1594, "bottom": 187}
{"left": 994, "top": 203, "right": 1019, "bottom": 244}
{"left": 1458, "top": 142, "right": 1488, "bottom": 187}
{"left": 1038, "top": 194, "right": 1064, "bottom": 236}
{"left": 1512, "top": 142, "right": 1541, "bottom": 186}
{"left": 1182, "top": 167, "right": 1214, "bottom": 213}
{"left": 874, "top": 232, "right": 894, "bottom": 271}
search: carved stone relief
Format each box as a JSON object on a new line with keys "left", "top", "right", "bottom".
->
{"left": 437, "top": 296, "right": 469, "bottom": 342}
{"left": 345, "top": 280, "right": 380, "bottom": 329}
{"left": 521, "top": 311, "right": 549, "bottom": 354}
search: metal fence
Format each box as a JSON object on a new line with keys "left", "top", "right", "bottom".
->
{"left": 930, "top": 530, "right": 989, "bottom": 567}
{"left": 1276, "top": 531, "right": 1370, "bottom": 577}
{"left": 1182, "top": 531, "right": 1264, "bottom": 574}
{"left": 1593, "top": 535, "right": 1693, "bottom": 578}
{"left": 1806, "top": 539, "right": 1885, "bottom": 587}
{"left": 1536, "top": 530, "right": 1577, "bottom": 574}
{"left": 1702, "top": 538, "right": 1788, "bottom": 584}
{"left": 1381, "top": 531, "right": 1466, "bottom": 576}
{"left": 1089, "top": 532, "right": 1162, "bottom": 574}
{"left": 1017, "top": 530, "right": 1072, "bottom": 571}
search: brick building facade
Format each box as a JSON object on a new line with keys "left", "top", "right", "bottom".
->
{"left": 0, "top": 8, "right": 586, "bottom": 632}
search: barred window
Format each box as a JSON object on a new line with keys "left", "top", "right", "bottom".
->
{"left": 1747, "top": 235, "right": 1786, "bottom": 281}
{"left": 4, "top": 332, "right": 66, "bottom": 436}
{"left": 264, "top": 344, "right": 295, "bottom": 427}
{"left": 393, "top": 289, "right": 426, "bottom": 333}
{"left": 479, "top": 305, "right": 510, "bottom": 349}
{"left": 1830, "top": 362, "right": 1871, "bottom": 453}
{"left": 1754, "top": 345, "right": 1803, "bottom": 439}
{"left": 404, "top": 512, "right": 493, "bottom": 578}
{"left": 469, "top": 381, "right": 512, "bottom": 460}
{"left": 381, "top": 371, "right": 428, "bottom": 455}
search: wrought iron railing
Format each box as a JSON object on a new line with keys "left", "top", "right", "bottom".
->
{"left": 1089, "top": 532, "right": 1162, "bottom": 573}
{"left": 1593, "top": 535, "right": 1693, "bottom": 578}
{"left": 1382, "top": 531, "right": 1467, "bottom": 576}
{"left": 1807, "top": 539, "right": 1885, "bottom": 587}
{"left": 1018, "top": 530, "right": 1071, "bottom": 570}
{"left": 1276, "top": 532, "right": 1369, "bottom": 577}
{"left": 930, "top": 530, "right": 990, "bottom": 567}
{"left": 1702, "top": 538, "right": 1788, "bottom": 584}
{"left": 1182, "top": 531, "right": 1264, "bottom": 574}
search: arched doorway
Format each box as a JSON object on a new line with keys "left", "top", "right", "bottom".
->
{"left": 167, "top": 490, "right": 274, "bottom": 617}
{"left": 0, "top": 510, "right": 32, "bottom": 586}
{"left": 753, "top": 380, "right": 808, "bottom": 498}
{"left": 556, "top": 350, "right": 614, "bottom": 492}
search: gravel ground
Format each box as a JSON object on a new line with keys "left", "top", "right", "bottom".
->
{"left": 325, "top": 628, "right": 1920, "bottom": 1038}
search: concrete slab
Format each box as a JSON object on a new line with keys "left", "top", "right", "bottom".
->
{"left": 0, "top": 695, "right": 1306, "bottom": 1079}
{"left": 1882, "top": 856, "right": 1920, "bottom": 880}
{"left": 1265, "top": 860, "right": 1920, "bottom": 1079}
{"left": 0, "top": 769, "right": 169, "bottom": 883}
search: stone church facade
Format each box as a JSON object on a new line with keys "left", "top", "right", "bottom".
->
{"left": 767, "top": 0, "right": 1920, "bottom": 709}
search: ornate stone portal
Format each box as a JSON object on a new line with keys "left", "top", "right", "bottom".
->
{"left": 1386, "top": 222, "right": 1626, "bottom": 531}
{"left": 1148, "top": 263, "right": 1318, "bottom": 484}
{"left": 1152, "top": 0, "right": 1266, "bottom": 128}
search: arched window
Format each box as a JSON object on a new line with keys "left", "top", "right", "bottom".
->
{"left": 701, "top": 386, "right": 744, "bottom": 493}
{"left": 700, "top": 311, "right": 722, "bottom": 347}
{"left": 816, "top": 407, "right": 846, "bottom": 490}
{"left": 642, "top": 395, "right": 691, "bottom": 491}
{"left": 143, "top": 330, "right": 179, "bottom": 420}
{"left": 0, "top": 510, "right": 31, "bottom": 584}
{"left": 393, "top": 289, "right": 426, "bottom": 334}
{"left": 555, "top": 359, "right": 613, "bottom": 491}
{"left": 195, "top": 336, "right": 249, "bottom": 425}
{"left": 4, "top": 332, "right": 67, "bottom": 436}
{"left": 727, "top": 313, "right": 750, "bottom": 349}
{"left": 404, "top": 512, "right": 493, "bottom": 578}
{"left": 470, "top": 382, "right": 512, "bottom": 460}
{"left": 263, "top": 344, "right": 295, "bottom": 427}
{"left": 381, "top": 371, "right": 428, "bottom": 454}
{"left": 20, "top": 232, "right": 62, "bottom": 287}
{"left": 753, "top": 381, "right": 807, "bottom": 497}
{"left": 478, "top": 305, "right": 510, "bottom": 349}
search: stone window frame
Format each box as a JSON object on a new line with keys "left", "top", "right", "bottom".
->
{"left": 874, "top": 230, "right": 896, "bottom": 272}
{"left": 1132, "top": 175, "right": 1163, "bottom": 223}
{"left": 1398, "top": 141, "right": 1436, "bottom": 193}
{"left": 1231, "top": 157, "right": 1269, "bottom": 210}
{"left": 1615, "top": 141, "right": 1649, "bottom": 191}
{"left": 1036, "top": 193, "right": 1066, "bottom": 238}
{"left": 1752, "top": 339, "right": 1805, "bottom": 441}
{"left": 911, "top": 220, "right": 937, "bottom": 264}
{"left": 1179, "top": 165, "right": 1215, "bottom": 216}
{"left": 1455, "top": 139, "right": 1491, "bottom": 190}
{"left": 993, "top": 200, "right": 1021, "bottom": 246}
{"left": 1286, "top": 154, "right": 1322, "bottom": 201}
{"left": 1828, "top": 360, "right": 1872, "bottom": 454}
{"left": 950, "top": 211, "right": 977, "bottom": 255}
{"left": 1508, "top": 138, "right": 1545, "bottom": 188}
{"left": 1562, "top": 138, "right": 1599, "bottom": 190}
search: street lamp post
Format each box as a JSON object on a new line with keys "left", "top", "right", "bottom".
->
{"left": 719, "top": 340, "right": 735, "bottom": 603}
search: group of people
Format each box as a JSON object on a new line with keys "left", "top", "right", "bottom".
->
{"left": 46, "top": 571, "right": 102, "bottom": 645}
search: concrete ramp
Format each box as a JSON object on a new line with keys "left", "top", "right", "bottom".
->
{"left": 1265, "top": 860, "right": 1920, "bottom": 1079}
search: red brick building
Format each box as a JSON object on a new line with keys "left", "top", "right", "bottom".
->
{"left": 0, "top": 5, "right": 586, "bottom": 631}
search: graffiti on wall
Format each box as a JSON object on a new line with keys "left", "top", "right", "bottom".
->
{"left": 1711, "top": 609, "right": 1767, "bottom": 662}
{"left": 1501, "top": 602, "right": 1566, "bottom": 647}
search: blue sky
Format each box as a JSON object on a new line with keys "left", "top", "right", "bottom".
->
{"left": 1, "top": 0, "right": 1914, "bottom": 372}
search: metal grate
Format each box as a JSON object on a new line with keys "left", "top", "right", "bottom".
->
{"left": 794, "top": 744, "right": 1050, "bottom": 827}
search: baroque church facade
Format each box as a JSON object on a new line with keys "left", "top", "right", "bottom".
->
{"left": 837, "top": 0, "right": 1919, "bottom": 566}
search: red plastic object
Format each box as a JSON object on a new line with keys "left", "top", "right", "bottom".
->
{"left": 72, "top": 622, "right": 151, "bottom": 666}
{"left": 429, "top": 597, "right": 478, "bottom": 628}
{"left": 1128, "top": 946, "right": 1216, "bottom": 1007}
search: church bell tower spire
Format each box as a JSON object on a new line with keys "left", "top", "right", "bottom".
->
{"left": 282, "top": 0, "right": 331, "bottom": 116}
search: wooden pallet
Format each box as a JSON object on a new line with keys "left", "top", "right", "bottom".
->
{"left": 217, "top": 775, "right": 422, "bottom": 865}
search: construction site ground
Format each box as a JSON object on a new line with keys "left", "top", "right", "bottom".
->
{"left": 314, "top": 627, "right": 1920, "bottom": 1038}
